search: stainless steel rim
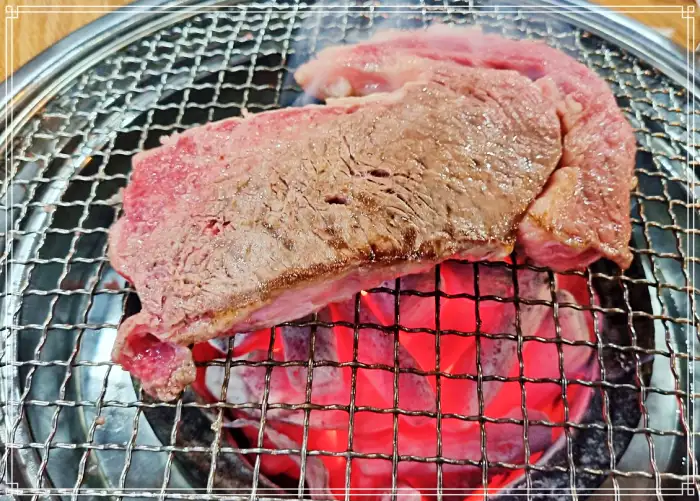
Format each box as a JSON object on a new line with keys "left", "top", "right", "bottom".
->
{"left": 2, "top": 1, "right": 698, "bottom": 498}
{"left": 1, "top": 0, "right": 204, "bottom": 139}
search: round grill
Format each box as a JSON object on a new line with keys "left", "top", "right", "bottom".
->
{"left": 1, "top": 1, "right": 698, "bottom": 499}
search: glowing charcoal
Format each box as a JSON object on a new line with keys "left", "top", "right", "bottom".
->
{"left": 192, "top": 263, "right": 597, "bottom": 499}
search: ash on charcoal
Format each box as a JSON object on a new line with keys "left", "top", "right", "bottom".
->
{"left": 498, "top": 388, "right": 641, "bottom": 501}
{"left": 498, "top": 259, "right": 653, "bottom": 500}
{"left": 140, "top": 390, "right": 288, "bottom": 493}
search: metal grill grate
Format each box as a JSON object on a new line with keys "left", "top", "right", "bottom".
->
{"left": 1, "top": 1, "right": 698, "bottom": 499}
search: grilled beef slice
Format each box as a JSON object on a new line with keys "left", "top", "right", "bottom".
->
{"left": 109, "top": 68, "right": 561, "bottom": 400}
{"left": 296, "top": 26, "right": 637, "bottom": 271}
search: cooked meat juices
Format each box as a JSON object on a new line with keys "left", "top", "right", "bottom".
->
{"left": 296, "top": 25, "right": 637, "bottom": 271}
{"left": 110, "top": 67, "right": 562, "bottom": 399}
{"left": 109, "top": 28, "right": 635, "bottom": 400}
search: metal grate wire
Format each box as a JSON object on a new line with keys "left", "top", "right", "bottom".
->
{"left": 1, "top": 1, "right": 699, "bottom": 500}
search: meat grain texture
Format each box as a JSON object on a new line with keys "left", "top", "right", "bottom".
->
{"left": 109, "top": 27, "right": 635, "bottom": 400}
{"left": 297, "top": 25, "right": 637, "bottom": 270}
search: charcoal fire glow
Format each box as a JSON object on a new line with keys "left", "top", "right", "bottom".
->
{"left": 191, "top": 263, "right": 598, "bottom": 500}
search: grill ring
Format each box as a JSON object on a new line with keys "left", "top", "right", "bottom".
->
{"left": 2, "top": 1, "right": 698, "bottom": 498}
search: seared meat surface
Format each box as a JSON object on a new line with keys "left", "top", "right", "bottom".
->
{"left": 296, "top": 25, "right": 637, "bottom": 270}
{"left": 110, "top": 66, "right": 561, "bottom": 399}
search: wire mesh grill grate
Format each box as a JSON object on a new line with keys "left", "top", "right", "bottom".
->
{"left": 1, "top": 1, "right": 698, "bottom": 500}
